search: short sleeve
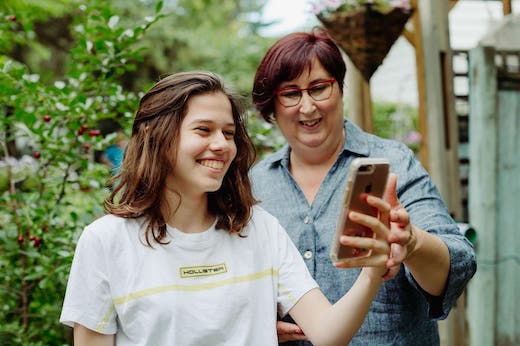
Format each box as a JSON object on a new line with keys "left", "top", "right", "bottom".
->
{"left": 275, "top": 222, "right": 319, "bottom": 317}
{"left": 59, "top": 227, "right": 117, "bottom": 334}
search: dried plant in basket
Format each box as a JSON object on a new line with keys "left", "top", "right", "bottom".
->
{"left": 318, "top": 4, "right": 413, "bottom": 81}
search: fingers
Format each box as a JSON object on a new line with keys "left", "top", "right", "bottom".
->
{"left": 349, "top": 210, "right": 390, "bottom": 240}
{"left": 386, "top": 242, "right": 407, "bottom": 267}
{"left": 388, "top": 209, "right": 412, "bottom": 249}
{"left": 365, "top": 195, "right": 390, "bottom": 227}
{"left": 382, "top": 265, "right": 400, "bottom": 281}
{"left": 334, "top": 235, "right": 389, "bottom": 268}
{"left": 276, "top": 321, "right": 307, "bottom": 342}
{"left": 334, "top": 252, "right": 389, "bottom": 268}
{"left": 389, "top": 207, "right": 410, "bottom": 228}
{"left": 340, "top": 234, "right": 388, "bottom": 254}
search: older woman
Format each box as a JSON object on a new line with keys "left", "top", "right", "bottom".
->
{"left": 251, "top": 28, "right": 476, "bottom": 345}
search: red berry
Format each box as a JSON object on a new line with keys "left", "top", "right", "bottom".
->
{"left": 33, "top": 151, "right": 41, "bottom": 159}
{"left": 17, "top": 235, "right": 24, "bottom": 244}
{"left": 88, "top": 129, "right": 100, "bottom": 137}
{"left": 33, "top": 237, "right": 42, "bottom": 248}
{"left": 82, "top": 143, "right": 91, "bottom": 150}
{"left": 43, "top": 114, "right": 51, "bottom": 122}
{"left": 78, "top": 124, "right": 88, "bottom": 135}
{"left": 9, "top": 15, "right": 16, "bottom": 22}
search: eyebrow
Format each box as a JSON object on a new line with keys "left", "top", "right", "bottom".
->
{"left": 189, "top": 119, "right": 235, "bottom": 127}
{"left": 278, "top": 78, "right": 331, "bottom": 89}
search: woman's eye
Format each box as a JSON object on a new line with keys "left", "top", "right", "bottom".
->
{"left": 279, "top": 90, "right": 300, "bottom": 99}
{"left": 196, "top": 127, "right": 210, "bottom": 133}
{"left": 310, "top": 84, "right": 327, "bottom": 92}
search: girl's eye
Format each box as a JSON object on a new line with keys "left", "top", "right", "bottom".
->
{"left": 224, "top": 130, "right": 235, "bottom": 138}
{"left": 195, "top": 127, "right": 210, "bottom": 133}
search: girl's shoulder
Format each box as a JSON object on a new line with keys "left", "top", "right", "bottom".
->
{"left": 83, "top": 214, "right": 145, "bottom": 238}
{"left": 243, "top": 205, "right": 284, "bottom": 238}
{"left": 250, "top": 205, "right": 280, "bottom": 224}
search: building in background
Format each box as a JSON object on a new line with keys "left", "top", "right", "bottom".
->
{"left": 260, "top": 0, "right": 519, "bottom": 106}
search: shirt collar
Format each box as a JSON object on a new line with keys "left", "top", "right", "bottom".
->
{"left": 342, "top": 120, "right": 371, "bottom": 157}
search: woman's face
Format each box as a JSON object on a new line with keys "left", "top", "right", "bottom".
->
{"left": 273, "top": 59, "right": 344, "bottom": 156}
{"left": 167, "top": 92, "right": 237, "bottom": 198}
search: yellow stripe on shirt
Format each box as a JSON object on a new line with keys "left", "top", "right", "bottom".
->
{"left": 112, "top": 267, "right": 279, "bottom": 306}
{"left": 95, "top": 304, "right": 115, "bottom": 333}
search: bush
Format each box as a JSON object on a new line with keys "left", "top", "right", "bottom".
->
{"left": 0, "top": 1, "right": 165, "bottom": 344}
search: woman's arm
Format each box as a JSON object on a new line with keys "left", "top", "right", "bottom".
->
{"left": 74, "top": 323, "right": 115, "bottom": 346}
{"left": 384, "top": 174, "right": 450, "bottom": 296}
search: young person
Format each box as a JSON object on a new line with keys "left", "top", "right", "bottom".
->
{"left": 60, "top": 71, "right": 392, "bottom": 345}
{"left": 250, "top": 28, "right": 477, "bottom": 345}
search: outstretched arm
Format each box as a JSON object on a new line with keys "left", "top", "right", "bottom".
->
{"left": 288, "top": 207, "right": 389, "bottom": 345}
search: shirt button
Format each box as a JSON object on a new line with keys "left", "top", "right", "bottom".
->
{"left": 303, "top": 250, "right": 313, "bottom": 260}
{"left": 303, "top": 216, "right": 310, "bottom": 224}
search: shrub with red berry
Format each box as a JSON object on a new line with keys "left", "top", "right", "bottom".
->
{"left": 0, "top": 2, "right": 165, "bottom": 344}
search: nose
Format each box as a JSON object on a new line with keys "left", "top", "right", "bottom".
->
{"left": 209, "top": 132, "right": 231, "bottom": 152}
{"left": 298, "top": 92, "right": 316, "bottom": 114}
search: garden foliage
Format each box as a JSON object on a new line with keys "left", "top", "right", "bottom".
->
{"left": 0, "top": 1, "right": 165, "bottom": 344}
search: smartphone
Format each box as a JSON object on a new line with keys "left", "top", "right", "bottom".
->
{"left": 330, "top": 158, "right": 390, "bottom": 264}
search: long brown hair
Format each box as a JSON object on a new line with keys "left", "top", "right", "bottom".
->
{"left": 105, "top": 71, "right": 257, "bottom": 245}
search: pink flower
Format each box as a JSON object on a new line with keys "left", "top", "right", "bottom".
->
{"left": 390, "top": 0, "right": 411, "bottom": 10}
{"left": 310, "top": 3, "right": 322, "bottom": 15}
{"left": 405, "top": 130, "right": 422, "bottom": 144}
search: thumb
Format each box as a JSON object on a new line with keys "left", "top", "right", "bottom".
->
{"left": 384, "top": 173, "right": 400, "bottom": 208}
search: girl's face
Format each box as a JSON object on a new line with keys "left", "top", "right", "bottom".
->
{"left": 273, "top": 59, "right": 344, "bottom": 156}
{"left": 167, "top": 92, "right": 237, "bottom": 198}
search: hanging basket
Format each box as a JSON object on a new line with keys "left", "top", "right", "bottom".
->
{"left": 318, "top": 6, "right": 413, "bottom": 81}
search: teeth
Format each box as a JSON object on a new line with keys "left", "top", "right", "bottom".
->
{"left": 301, "top": 119, "right": 320, "bottom": 126}
{"left": 199, "top": 160, "right": 224, "bottom": 169}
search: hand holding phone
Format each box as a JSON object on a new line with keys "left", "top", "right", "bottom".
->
{"left": 330, "top": 158, "right": 390, "bottom": 264}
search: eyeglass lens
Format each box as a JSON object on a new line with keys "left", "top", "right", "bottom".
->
{"left": 276, "top": 80, "right": 334, "bottom": 107}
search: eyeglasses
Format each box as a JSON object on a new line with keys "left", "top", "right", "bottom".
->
{"left": 274, "top": 79, "right": 336, "bottom": 107}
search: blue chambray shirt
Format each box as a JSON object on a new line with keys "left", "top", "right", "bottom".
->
{"left": 250, "top": 120, "right": 476, "bottom": 346}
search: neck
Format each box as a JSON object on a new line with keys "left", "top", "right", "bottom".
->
{"left": 161, "top": 189, "right": 214, "bottom": 233}
{"left": 290, "top": 127, "right": 345, "bottom": 168}
{"left": 288, "top": 129, "right": 345, "bottom": 205}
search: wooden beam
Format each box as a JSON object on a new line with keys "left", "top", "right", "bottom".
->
{"left": 410, "top": 0, "right": 429, "bottom": 171}
{"left": 449, "top": 0, "right": 459, "bottom": 12}
{"left": 502, "top": 0, "right": 512, "bottom": 15}
{"left": 402, "top": 28, "right": 415, "bottom": 47}
{"left": 345, "top": 56, "right": 374, "bottom": 133}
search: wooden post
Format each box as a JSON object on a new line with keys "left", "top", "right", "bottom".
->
{"left": 346, "top": 55, "right": 373, "bottom": 132}
{"left": 416, "top": 0, "right": 450, "bottom": 201}
{"left": 467, "top": 45, "right": 497, "bottom": 346}
{"left": 410, "top": 0, "right": 429, "bottom": 171}
{"left": 502, "top": 0, "right": 512, "bottom": 15}
{"left": 495, "top": 84, "right": 520, "bottom": 345}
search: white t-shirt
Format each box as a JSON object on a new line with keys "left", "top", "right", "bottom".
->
{"left": 60, "top": 206, "right": 318, "bottom": 345}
